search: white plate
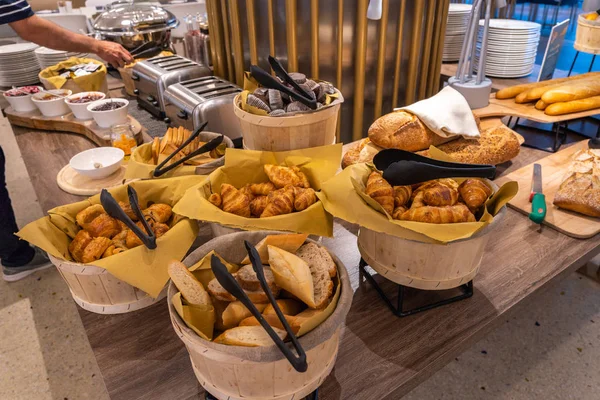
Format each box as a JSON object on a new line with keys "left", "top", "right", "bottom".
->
{"left": 0, "top": 43, "right": 38, "bottom": 55}
{"left": 479, "top": 19, "right": 541, "bottom": 30}
{"left": 449, "top": 4, "right": 472, "bottom": 12}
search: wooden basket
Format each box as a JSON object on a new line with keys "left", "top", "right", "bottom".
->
{"left": 575, "top": 15, "right": 600, "bottom": 55}
{"left": 167, "top": 231, "right": 352, "bottom": 400}
{"left": 49, "top": 254, "right": 165, "bottom": 314}
{"left": 358, "top": 206, "right": 506, "bottom": 291}
{"left": 233, "top": 94, "right": 341, "bottom": 151}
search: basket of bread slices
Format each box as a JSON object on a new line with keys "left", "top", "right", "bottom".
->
{"left": 167, "top": 231, "right": 352, "bottom": 400}
{"left": 17, "top": 176, "right": 202, "bottom": 314}
{"left": 173, "top": 144, "right": 342, "bottom": 238}
{"left": 319, "top": 149, "right": 517, "bottom": 290}
{"left": 126, "top": 126, "right": 234, "bottom": 179}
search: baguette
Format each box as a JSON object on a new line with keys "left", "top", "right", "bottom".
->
{"left": 496, "top": 72, "right": 600, "bottom": 99}
{"left": 267, "top": 245, "right": 316, "bottom": 308}
{"left": 295, "top": 243, "right": 335, "bottom": 309}
{"left": 262, "top": 299, "right": 305, "bottom": 316}
{"left": 168, "top": 260, "right": 212, "bottom": 306}
{"left": 235, "top": 264, "right": 279, "bottom": 292}
{"left": 544, "top": 95, "right": 600, "bottom": 116}
{"left": 541, "top": 79, "right": 600, "bottom": 104}
{"left": 221, "top": 301, "right": 268, "bottom": 329}
{"left": 207, "top": 277, "right": 278, "bottom": 303}
{"left": 535, "top": 99, "right": 547, "bottom": 110}
{"left": 214, "top": 326, "right": 286, "bottom": 347}
{"left": 239, "top": 314, "right": 302, "bottom": 334}
{"left": 241, "top": 233, "right": 308, "bottom": 264}
{"left": 524, "top": 77, "right": 600, "bottom": 103}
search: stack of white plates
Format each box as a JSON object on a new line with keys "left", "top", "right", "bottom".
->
{"left": 443, "top": 4, "right": 472, "bottom": 62}
{"left": 34, "top": 47, "right": 88, "bottom": 69}
{"left": 0, "top": 43, "right": 41, "bottom": 87}
{"left": 475, "top": 19, "right": 541, "bottom": 78}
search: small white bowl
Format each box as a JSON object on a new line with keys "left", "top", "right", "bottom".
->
{"left": 69, "top": 147, "right": 124, "bottom": 180}
{"left": 65, "top": 91, "right": 106, "bottom": 120}
{"left": 31, "top": 89, "right": 72, "bottom": 117}
{"left": 3, "top": 86, "right": 43, "bottom": 112}
{"left": 87, "top": 98, "right": 129, "bottom": 129}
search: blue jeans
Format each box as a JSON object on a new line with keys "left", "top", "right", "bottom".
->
{"left": 0, "top": 146, "right": 34, "bottom": 267}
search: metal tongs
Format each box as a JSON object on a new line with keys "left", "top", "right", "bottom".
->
{"left": 100, "top": 185, "right": 157, "bottom": 249}
{"left": 153, "top": 121, "right": 224, "bottom": 177}
{"left": 130, "top": 41, "right": 163, "bottom": 60}
{"left": 211, "top": 241, "right": 308, "bottom": 372}
{"left": 373, "top": 149, "right": 497, "bottom": 186}
{"left": 249, "top": 55, "right": 318, "bottom": 110}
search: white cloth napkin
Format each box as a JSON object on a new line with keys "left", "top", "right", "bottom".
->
{"left": 395, "top": 86, "right": 480, "bottom": 139}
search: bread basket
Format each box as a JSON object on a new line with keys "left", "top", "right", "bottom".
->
{"left": 167, "top": 230, "right": 352, "bottom": 400}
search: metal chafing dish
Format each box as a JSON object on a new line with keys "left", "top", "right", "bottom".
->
{"left": 163, "top": 76, "right": 243, "bottom": 141}
{"left": 92, "top": 3, "right": 179, "bottom": 52}
{"left": 131, "top": 54, "right": 211, "bottom": 118}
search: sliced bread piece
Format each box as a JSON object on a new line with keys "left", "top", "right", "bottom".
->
{"left": 222, "top": 301, "right": 268, "bottom": 329}
{"left": 214, "top": 326, "right": 286, "bottom": 347}
{"left": 267, "top": 245, "right": 316, "bottom": 308}
{"left": 242, "top": 233, "right": 309, "bottom": 264}
{"left": 295, "top": 243, "right": 335, "bottom": 309}
{"left": 207, "top": 278, "right": 236, "bottom": 302}
{"left": 239, "top": 314, "right": 301, "bottom": 334}
{"left": 262, "top": 299, "right": 305, "bottom": 316}
{"left": 296, "top": 242, "right": 337, "bottom": 278}
{"left": 168, "top": 260, "right": 212, "bottom": 306}
{"left": 235, "top": 264, "right": 279, "bottom": 292}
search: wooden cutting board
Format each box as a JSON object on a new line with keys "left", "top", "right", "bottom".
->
{"left": 473, "top": 94, "right": 600, "bottom": 123}
{"left": 56, "top": 164, "right": 128, "bottom": 196}
{"left": 495, "top": 140, "right": 599, "bottom": 239}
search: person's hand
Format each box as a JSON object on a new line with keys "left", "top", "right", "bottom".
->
{"left": 94, "top": 41, "right": 134, "bottom": 68}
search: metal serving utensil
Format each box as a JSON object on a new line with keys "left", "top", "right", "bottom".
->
{"left": 267, "top": 56, "right": 316, "bottom": 103}
{"left": 249, "top": 64, "right": 318, "bottom": 110}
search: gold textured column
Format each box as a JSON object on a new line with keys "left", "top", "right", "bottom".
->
{"left": 285, "top": 0, "right": 298, "bottom": 71}
{"left": 268, "top": 0, "right": 276, "bottom": 59}
{"left": 220, "top": 0, "right": 234, "bottom": 83}
{"left": 246, "top": 0, "right": 258, "bottom": 65}
{"left": 205, "top": 0, "right": 224, "bottom": 78}
{"left": 392, "top": 0, "right": 406, "bottom": 108}
{"left": 336, "top": 0, "right": 344, "bottom": 142}
{"left": 418, "top": 0, "right": 436, "bottom": 99}
{"left": 352, "top": 0, "right": 369, "bottom": 141}
{"left": 311, "top": 0, "right": 319, "bottom": 79}
{"left": 228, "top": 0, "right": 245, "bottom": 86}
{"left": 427, "top": 0, "right": 449, "bottom": 97}
{"left": 373, "top": 0, "right": 389, "bottom": 119}
{"left": 405, "top": 0, "right": 424, "bottom": 105}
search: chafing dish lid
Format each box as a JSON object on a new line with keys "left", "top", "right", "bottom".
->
{"left": 93, "top": 3, "right": 179, "bottom": 35}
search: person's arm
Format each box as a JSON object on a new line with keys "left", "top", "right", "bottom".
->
{"left": 9, "top": 15, "right": 133, "bottom": 68}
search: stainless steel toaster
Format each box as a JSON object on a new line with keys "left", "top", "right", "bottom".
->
{"left": 131, "top": 55, "right": 211, "bottom": 118}
{"left": 163, "top": 76, "right": 243, "bottom": 141}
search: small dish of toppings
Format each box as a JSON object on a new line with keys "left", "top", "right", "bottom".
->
{"left": 4, "top": 86, "right": 41, "bottom": 97}
{"left": 87, "top": 98, "right": 129, "bottom": 128}
{"left": 3, "top": 86, "right": 43, "bottom": 112}
{"left": 65, "top": 91, "right": 106, "bottom": 120}
{"left": 31, "top": 89, "right": 72, "bottom": 117}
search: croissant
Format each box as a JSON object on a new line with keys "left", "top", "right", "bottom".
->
{"left": 239, "top": 184, "right": 255, "bottom": 202}
{"left": 393, "top": 186, "right": 412, "bottom": 207}
{"left": 249, "top": 182, "right": 276, "bottom": 196}
{"left": 292, "top": 166, "right": 311, "bottom": 188}
{"left": 118, "top": 201, "right": 138, "bottom": 221}
{"left": 82, "top": 237, "right": 113, "bottom": 263}
{"left": 459, "top": 179, "right": 492, "bottom": 211}
{"left": 365, "top": 171, "right": 394, "bottom": 215}
{"left": 69, "top": 230, "right": 93, "bottom": 263}
{"left": 76, "top": 204, "right": 105, "bottom": 230}
{"left": 264, "top": 164, "right": 304, "bottom": 188}
{"left": 112, "top": 229, "right": 129, "bottom": 249}
{"left": 208, "top": 193, "right": 222, "bottom": 208}
{"left": 411, "top": 191, "right": 426, "bottom": 208}
{"left": 400, "top": 204, "right": 476, "bottom": 224}
{"left": 143, "top": 203, "right": 172, "bottom": 223}
{"left": 221, "top": 183, "right": 251, "bottom": 217}
{"left": 250, "top": 195, "right": 269, "bottom": 217}
{"left": 86, "top": 213, "right": 121, "bottom": 238}
{"left": 422, "top": 182, "right": 459, "bottom": 207}
{"left": 392, "top": 206, "right": 408, "bottom": 220}
{"left": 261, "top": 186, "right": 295, "bottom": 217}
{"left": 293, "top": 187, "right": 317, "bottom": 211}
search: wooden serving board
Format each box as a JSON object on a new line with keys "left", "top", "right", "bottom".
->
{"left": 4, "top": 106, "right": 143, "bottom": 147}
{"left": 473, "top": 94, "right": 600, "bottom": 123}
{"left": 495, "top": 140, "right": 599, "bottom": 239}
{"left": 56, "top": 164, "right": 128, "bottom": 196}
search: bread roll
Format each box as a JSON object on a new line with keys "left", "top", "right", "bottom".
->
{"left": 496, "top": 71, "right": 600, "bottom": 99}
{"left": 541, "top": 79, "right": 600, "bottom": 104}
{"left": 545, "top": 95, "right": 600, "bottom": 116}
{"left": 267, "top": 245, "right": 315, "bottom": 308}
{"left": 214, "top": 326, "right": 286, "bottom": 347}
{"left": 168, "top": 260, "right": 212, "bottom": 306}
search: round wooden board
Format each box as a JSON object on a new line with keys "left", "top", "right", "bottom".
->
{"left": 56, "top": 164, "right": 127, "bottom": 196}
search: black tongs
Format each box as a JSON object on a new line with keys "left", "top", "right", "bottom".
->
{"left": 211, "top": 241, "right": 308, "bottom": 372}
{"left": 373, "top": 149, "right": 496, "bottom": 186}
{"left": 130, "top": 41, "right": 162, "bottom": 60}
{"left": 100, "top": 186, "right": 157, "bottom": 249}
{"left": 249, "top": 57, "right": 317, "bottom": 110}
{"left": 153, "top": 122, "right": 224, "bottom": 177}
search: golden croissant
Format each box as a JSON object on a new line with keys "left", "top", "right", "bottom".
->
{"left": 239, "top": 184, "right": 255, "bottom": 202}
{"left": 292, "top": 166, "right": 310, "bottom": 188}
{"left": 221, "top": 183, "right": 251, "bottom": 217}
{"left": 261, "top": 186, "right": 295, "bottom": 217}
{"left": 293, "top": 187, "right": 317, "bottom": 211}
{"left": 366, "top": 171, "right": 394, "bottom": 215}
{"left": 422, "top": 182, "right": 459, "bottom": 207}
{"left": 393, "top": 186, "right": 412, "bottom": 207}
{"left": 69, "top": 230, "right": 93, "bottom": 263}
{"left": 250, "top": 195, "right": 269, "bottom": 217}
{"left": 400, "top": 204, "right": 476, "bottom": 224}
{"left": 249, "top": 182, "right": 275, "bottom": 196}
{"left": 82, "top": 237, "right": 113, "bottom": 263}
{"left": 208, "top": 193, "right": 222, "bottom": 208}
{"left": 75, "top": 204, "right": 105, "bottom": 230}
{"left": 392, "top": 206, "right": 408, "bottom": 220}
{"left": 86, "top": 213, "right": 121, "bottom": 239}
{"left": 264, "top": 164, "right": 304, "bottom": 188}
{"left": 143, "top": 203, "right": 172, "bottom": 223}
{"left": 459, "top": 179, "right": 492, "bottom": 211}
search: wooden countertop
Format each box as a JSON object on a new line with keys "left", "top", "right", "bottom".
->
{"left": 11, "top": 124, "right": 600, "bottom": 400}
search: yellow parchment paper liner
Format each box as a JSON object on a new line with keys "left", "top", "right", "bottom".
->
{"left": 318, "top": 163, "right": 518, "bottom": 244}
{"left": 125, "top": 142, "right": 201, "bottom": 180}
{"left": 172, "top": 247, "right": 341, "bottom": 341}
{"left": 39, "top": 57, "right": 107, "bottom": 92}
{"left": 174, "top": 145, "right": 342, "bottom": 237}
{"left": 17, "top": 175, "right": 204, "bottom": 297}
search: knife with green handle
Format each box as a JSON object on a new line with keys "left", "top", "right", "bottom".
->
{"left": 528, "top": 163, "right": 547, "bottom": 224}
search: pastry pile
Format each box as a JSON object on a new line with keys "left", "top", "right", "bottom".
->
{"left": 365, "top": 171, "right": 492, "bottom": 224}
{"left": 168, "top": 234, "right": 339, "bottom": 346}
{"left": 209, "top": 164, "right": 318, "bottom": 218}
{"left": 69, "top": 201, "right": 173, "bottom": 263}
{"left": 149, "top": 126, "right": 226, "bottom": 167}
